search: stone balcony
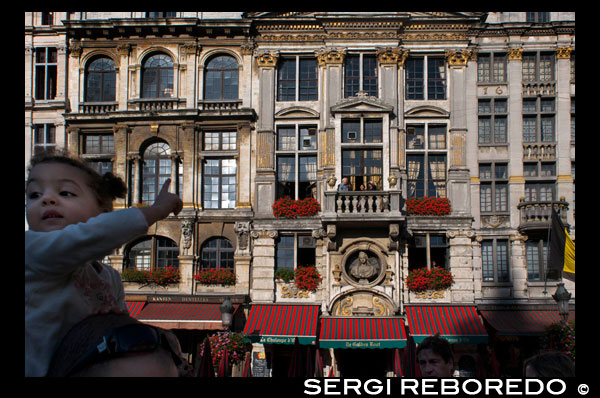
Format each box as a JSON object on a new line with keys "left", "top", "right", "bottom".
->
{"left": 321, "top": 190, "right": 403, "bottom": 226}
{"left": 517, "top": 197, "right": 569, "bottom": 232}
{"left": 79, "top": 101, "right": 118, "bottom": 114}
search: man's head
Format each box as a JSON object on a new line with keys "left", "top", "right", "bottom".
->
{"left": 342, "top": 177, "right": 349, "bottom": 185}
{"left": 47, "top": 313, "right": 186, "bottom": 377}
{"left": 416, "top": 335, "right": 454, "bottom": 377}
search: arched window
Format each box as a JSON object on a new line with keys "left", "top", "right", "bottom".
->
{"left": 142, "top": 141, "right": 171, "bottom": 205}
{"left": 141, "top": 53, "right": 174, "bottom": 98}
{"left": 204, "top": 55, "right": 239, "bottom": 100}
{"left": 85, "top": 56, "right": 116, "bottom": 102}
{"left": 126, "top": 236, "right": 179, "bottom": 270}
{"left": 199, "top": 237, "right": 234, "bottom": 270}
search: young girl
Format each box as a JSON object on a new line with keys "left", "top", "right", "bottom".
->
{"left": 25, "top": 151, "right": 183, "bottom": 376}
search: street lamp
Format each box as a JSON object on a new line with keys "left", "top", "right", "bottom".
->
{"left": 220, "top": 297, "right": 234, "bottom": 330}
{"left": 552, "top": 283, "right": 572, "bottom": 321}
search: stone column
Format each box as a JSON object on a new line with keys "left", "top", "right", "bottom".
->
{"left": 509, "top": 234, "right": 529, "bottom": 299}
{"left": 128, "top": 154, "right": 141, "bottom": 205}
{"left": 446, "top": 230, "right": 476, "bottom": 303}
{"left": 555, "top": 46, "right": 574, "bottom": 227}
{"left": 507, "top": 47, "right": 525, "bottom": 229}
{"left": 250, "top": 230, "right": 278, "bottom": 302}
{"left": 180, "top": 123, "right": 196, "bottom": 210}
{"left": 316, "top": 48, "right": 345, "bottom": 182}
{"left": 254, "top": 52, "right": 278, "bottom": 216}
{"left": 446, "top": 50, "right": 472, "bottom": 216}
{"left": 234, "top": 221, "right": 252, "bottom": 295}
{"left": 116, "top": 44, "right": 131, "bottom": 111}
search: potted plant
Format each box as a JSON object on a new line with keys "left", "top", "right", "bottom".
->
{"left": 200, "top": 332, "right": 251, "bottom": 370}
{"left": 121, "top": 266, "right": 181, "bottom": 287}
{"left": 406, "top": 267, "right": 454, "bottom": 293}
{"left": 542, "top": 320, "right": 575, "bottom": 361}
{"left": 294, "top": 265, "right": 322, "bottom": 292}
{"left": 406, "top": 197, "right": 451, "bottom": 215}
{"left": 193, "top": 268, "right": 237, "bottom": 286}
{"left": 272, "top": 196, "right": 321, "bottom": 218}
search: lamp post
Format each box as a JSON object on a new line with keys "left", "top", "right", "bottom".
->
{"left": 220, "top": 297, "right": 234, "bottom": 330}
{"left": 552, "top": 282, "right": 571, "bottom": 321}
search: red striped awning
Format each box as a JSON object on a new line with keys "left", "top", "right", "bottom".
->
{"left": 405, "top": 305, "right": 488, "bottom": 344}
{"left": 319, "top": 317, "right": 407, "bottom": 349}
{"left": 242, "top": 304, "right": 320, "bottom": 345}
{"left": 136, "top": 302, "right": 238, "bottom": 329}
{"left": 125, "top": 301, "right": 146, "bottom": 319}
{"left": 480, "top": 310, "right": 575, "bottom": 336}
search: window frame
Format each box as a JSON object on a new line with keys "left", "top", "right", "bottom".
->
{"left": 481, "top": 239, "right": 511, "bottom": 284}
{"left": 141, "top": 53, "right": 174, "bottom": 99}
{"left": 478, "top": 98, "right": 508, "bottom": 145}
{"left": 33, "top": 124, "right": 56, "bottom": 155}
{"left": 199, "top": 237, "right": 235, "bottom": 271}
{"left": 202, "top": 158, "right": 237, "bottom": 209}
{"left": 141, "top": 142, "right": 172, "bottom": 205}
{"left": 275, "top": 233, "right": 316, "bottom": 271}
{"left": 34, "top": 47, "right": 57, "bottom": 100}
{"left": 405, "top": 55, "right": 446, "bottom": 100}
{"left": 125, "top": 235, "right": 180, "bottom": 271}
{"left": 275, "top": 124, "right": 318, "bottom": 200}
{"left": 85, "top": 56, "right": 117, "bottom": 103}
{"left": 479, "top": 162, "right": 509, "bottom": 214}
{"left": 477, "top": 53, "right": 507, "bottom": 83}
{"left": 204, "top": 55, "right": 239, "bottom": 100}
{"left": 277, "top": 56, "right": 318, "bottom": 101}
{"left": 344, "top": 53, "right": 378, "bottom": 98}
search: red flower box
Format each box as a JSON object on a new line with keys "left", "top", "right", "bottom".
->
{"left": 406, "top": 267, "right": 454, "bottom": 292}
{"left": 272, "top": 196, "right": 321, "bottom": 218}
{"left": 406, "top": 197, "right": 451, "bottom": 216}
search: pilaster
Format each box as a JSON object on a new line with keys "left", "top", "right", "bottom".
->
{"left": 249, "top": 230, "right": 278, "bottom": 302}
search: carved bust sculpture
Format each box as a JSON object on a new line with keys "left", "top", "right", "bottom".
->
{"left": 348, "top": 251, "right": 379, "bottom": 284}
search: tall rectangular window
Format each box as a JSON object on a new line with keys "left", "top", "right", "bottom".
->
{"left": 406, "top": 124, "right": 447, "bottom": 198}
{"left": 203, "top": 158, "right": 236, "bottom": 209}
{"left": 522, "top": 52, "right": 555, "bottom": 82}
{"left": 277, "top": 57, "right": 317, "bottom": 101}
{"left": 479, "top": 163, "right": 508, "bottom": 213}
{"left": 276, "top": 125, "right": 318, "bottom": 200}
{"left": 405, "top": 56, "right": 446, "bottom": 100}
{"left": 523, "top": 98, "right": 555, "bottom": 143}
{"left": 478, "top": 98, "right": 508, "bottom": 144}
{"left": 478, "top": 53, "right": 507, "bottom": 83}
{"left": 81, "top": 133, "right": 115, "bottom": 175}
{"left": 482, "top": 239, "right": 510, "bottom": 282}
{"left": 35, "top": 48, "right": 57, "bottom": 100}
{"left": 344, "top": 54, "right": 378, "bottom": 98}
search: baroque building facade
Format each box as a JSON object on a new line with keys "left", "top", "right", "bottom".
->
{"left": 25, "top": 11, "right": 575, "bottom": 377}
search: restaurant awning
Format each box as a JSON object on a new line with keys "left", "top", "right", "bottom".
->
{"left": 319, "top": 317, "right": 408, "bottom": 349}
{"left": 480, "top": 309, "right": 575, "bottom": 336}
{"left": 125, "top": 300, "right": 146, "bottom": 318}
{"left": 242, "top": 304, "right": 320, "bottom": 345}
{"left": 405, "top": 305, "right": 488, "bottom": 344}
{"left": 136, "top": 302, "right": 239, "bottom": 330}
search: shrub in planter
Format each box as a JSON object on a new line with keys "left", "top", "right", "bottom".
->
{"left": 542, "top": 320, "right": 575, "bottom": 361}
{"left": 275, "top": 268, "right": 295, "bottom": 283}
{"left": 406, "top": 197, "right": 451, "bottom": 215}
{"left": 194, "top": 268, "right": 237, "bottom": 286}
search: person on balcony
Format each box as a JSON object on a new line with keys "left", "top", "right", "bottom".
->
{"left": 337, "top": 177, "right": 350, "bottom": 192}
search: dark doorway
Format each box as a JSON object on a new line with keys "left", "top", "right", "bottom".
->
{"left": 336, "top": 348, "right": 389, "bottom": 378}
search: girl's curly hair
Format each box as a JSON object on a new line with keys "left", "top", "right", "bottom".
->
{"left": 27, "top": 149, "right": 127, "bottom": 211}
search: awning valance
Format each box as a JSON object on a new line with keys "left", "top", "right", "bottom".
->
{"left": 405, "top": 305, "right": 488, "bottom": 344}
{"left": 136, "top": 302, "right": 238, "bottom": 330}
{"left": 480, "top": 309, "right": 575, "bottom": 336}
{"left": 319, "top": 317, "right": 408, "bottom": 349}
{"left": 125, "top": 301, "right": 146, "bottom": 319}
{"left": 242, "top": 304, "right": 320, "bottom": 345}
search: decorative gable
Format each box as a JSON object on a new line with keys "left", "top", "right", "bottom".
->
{"left": 331, "top": 91, "right": 394, "bottom": 115}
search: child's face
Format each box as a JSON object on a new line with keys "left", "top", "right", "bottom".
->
{"left": 26, "top": 162, "right": 105, "bottom": 232}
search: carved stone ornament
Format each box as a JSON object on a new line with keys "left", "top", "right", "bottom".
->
{"left": 331, "top": 291, "right": 395, "bottom": 316}
{"left": 556, "top": 46, "right": 573, "bottom": 59}
{"left": 508, "top": 48, "right": 523, "bottom": 61}
{"left": 315, "top": 48, "right": 345, "bottom": 66}
{"left": 181, "top": 219, "right": 194, "bottom": 255}
{"left": 445, "top": 50, "right": 472, "bottom": 67}
{"left": 255, "top": 52, "right": 279, "bottom": 67}
{"left": 234, "top": 221, "right": 251, "bottom": 250}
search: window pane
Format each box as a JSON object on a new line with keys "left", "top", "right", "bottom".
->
{"left": 299, "top": 59, "right": 317, "bottom": 100}
{"left": 362, "top": 55, "right": 377, "bottom": 97}
{"left": 342, "top": 120, "right": 360, "bottom": 143}
{"left": 276, "top": 236, "right": 295, "bottom": 270}
{"left": 299, "top": 127, "right": 317, "bottom": 150}
{"left": 497, "top": 241, "right": 509, "bottom": 282}
{"left": 428, "top": 125, "right": 446, "bottom": 149}
{"left": 406, "top": 59, "right": 424, "bottom": 99}
{"left": 364, "top": 120, "right": 382, "bottom": 143}
{"left": 427, "top": 58, "right": 445, "bottom": 100}
{"left": 278, "top": 59, "right": 296, "bottom": 101}
{"left": 278, "top": 127, "right": 296, "bottom": 150}
{"left": 482, "top": 241, "right": 494, "bottom": 281}
{"left": 344, "top": 56, "right": 360, "bottom": 97}
{"left": 480, "top": 184, "right": 492, "bottom": 212}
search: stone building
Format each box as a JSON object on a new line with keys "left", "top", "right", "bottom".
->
{"left": 25, "top": 11, "right": 575, "bottom": 377}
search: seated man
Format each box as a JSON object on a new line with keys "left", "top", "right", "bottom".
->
{"left": 416, "top": 335, "right": 454, "bottom": 377}
{"left": 47, "top": 312, "right": 193, "bottom": 377}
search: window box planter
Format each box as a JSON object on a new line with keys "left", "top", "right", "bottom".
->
{"left": 193, "top": 268, "right": 237, "bottom": 286}
{"left": 406, "top": 197, "right": 451, "bottom": 216}
{"left": 121, "top": 266, "right": 181, "bottom": 287}
{"left": 272, "top": 196, "right": 321, "bottom": 218}
{"left": 406, "top": 267, "right": 454, "bottom": 292}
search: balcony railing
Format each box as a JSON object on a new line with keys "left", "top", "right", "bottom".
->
{"left": 79, "top": 102, "right": 118, "bottom": 113}
{"left": 322, "top": 190, "right": 402, "bottom": 218}
{"left": 517, "top": 198, "right": 569, "bottom": 230}
{"left": 523, "top": 142, "right": 556, "bottom": 160}
{"left": 522, "top": 81, "right": 555, "bottom": 96}
{"left": 198, "top": 99, "right": 243, "bottom": 111}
